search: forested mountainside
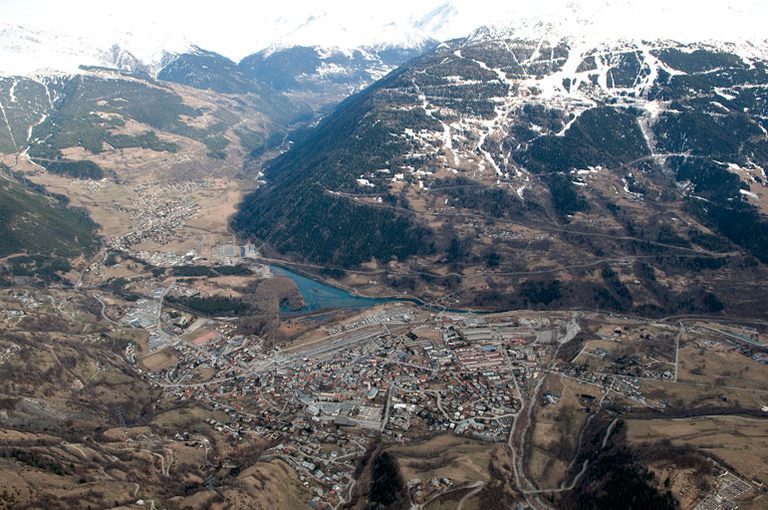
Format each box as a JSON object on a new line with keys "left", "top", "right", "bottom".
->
{"left": 234, "top": 32, "right": 768, "bottom": 315}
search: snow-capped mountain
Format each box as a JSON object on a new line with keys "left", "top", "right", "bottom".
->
{"left": 0, "top": 23, "right": 192, "bottom": 77}
{"left": 0, "top": 20, "right": 435, "bottom": 114}
{"left": 236, "top": 43, "right": 436, "bottom": 100}
{"left": 3, "top": 0, "right": 765, "bottom": 79}
{"left": 0, "top": 12, "right": 438, "bottom": 79}
{"left": 414, "top": 0, "right": 767, "bottom": 47}
{"left": 258, "top": 12, "right": 437, "bottom": 56}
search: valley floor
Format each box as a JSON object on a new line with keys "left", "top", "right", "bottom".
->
{"left": 1, "top": 248, "right": 767, "bottom": 509}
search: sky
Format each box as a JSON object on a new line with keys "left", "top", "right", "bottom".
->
{"left": 0, "top": 0, "right": 766, "bottom": 61}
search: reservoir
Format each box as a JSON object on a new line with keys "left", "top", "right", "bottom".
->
{"left": 269, "top": 265, "right": 481, "bottom": 315}
{"left": 269, "top": 265, "right": 397, "bottom": 312}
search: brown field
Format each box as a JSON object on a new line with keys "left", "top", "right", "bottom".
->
{"left": 182, "top": 274, "right": 253, "bottom": 298}
{"left": 526, "top": 375, "right": 600, "bottom": 489}
{"left": 626, "top": 416, "right": 768, "bottom": 483}
{"left": 150, "top": 406, "right": 228, "bottom": 430}
{"left": 423, "top": 486, "right": 478, "bottom": 510}
{"left": 187, "top": 365, "right": 217, "bottom": 382}
{"left": 100, "top": 427, "right": 153, "bottom": 442}
{"left": 388, "top": 434, "right": 495, "bottom": 484}
{"left": 176, "top": 459, "right": 311, "bottom": 510}
{"left": 570, "top": 339, "right": 621, "bottom": 369}
{"left": 678, "top": 342, "right": 768, "bottom": 391}
{"left": 140, "top": 348, "right": 179, "bottom": 372}
{"left": 639, "top": 379, "right": 768, "bottom": 409}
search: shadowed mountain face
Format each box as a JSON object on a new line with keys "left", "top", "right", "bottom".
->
{"left": 0, "top": 167, "right": 97, "bottom": 258}
{"left": 233, "top": 34, "right": 768, "bottom": 316}
{"left": 158, "top": 48, "right": 258, "bottom": 95}
{"left": 0, "top": 166, "right": 98, "bottom": 284}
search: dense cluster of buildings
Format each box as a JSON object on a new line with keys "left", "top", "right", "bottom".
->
{"left": 124, "top": 302, "right": 572, "bottom": 507}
